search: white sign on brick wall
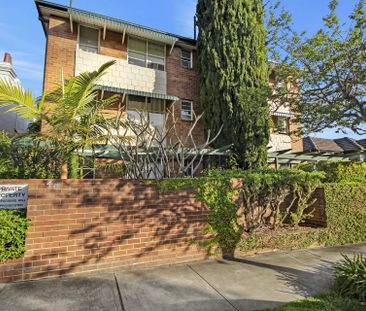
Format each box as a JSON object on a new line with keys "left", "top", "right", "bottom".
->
{"left": 0, "top": 185, "right": 28, "bottom": 209}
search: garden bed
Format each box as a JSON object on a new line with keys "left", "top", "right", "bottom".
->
{"left": 238, "top": 226, "right": 326, "bottom": 256}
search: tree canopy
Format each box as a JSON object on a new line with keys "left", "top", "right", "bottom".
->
{"left": 269, "top": 0, "right": 366, "bottom": 136}
{"left": 197, "top": 0, "right": 270, "bottom": 169}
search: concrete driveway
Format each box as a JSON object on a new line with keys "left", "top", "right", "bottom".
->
{"left": 0, "top": 244, "right": 365, "bottom": 311}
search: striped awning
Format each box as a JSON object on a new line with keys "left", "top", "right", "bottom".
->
{"left": 271, "top": 111, "right": 295, "bottom": 119}
{"left": 97, "top": 85, "right": 179, "bottom": 101}
{"left": 69, "top": 7, "right": 178, "bottom": 45}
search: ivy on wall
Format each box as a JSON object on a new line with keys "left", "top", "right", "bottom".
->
{"left": 239, "top": 182, "right": 366, "bottom": 253}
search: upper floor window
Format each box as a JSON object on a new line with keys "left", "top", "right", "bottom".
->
{"left": 181, "top": 49, "right": 192, "bottom": 69}
{"left": 275, "top": 116, "right": 290, "bottom": 134}
{"left": 148, "top": 43, "right": 165, "bottom": 71}
{"left": 181, "top": 101, "right": 193, "bottom": 121}
{"left": 79, "top": 26, "right": 99, "bottom": 54}
{"left": 128, "top": 38, "right": 147, "bottom": 68}
{"left": 128, "top": 37, "right": 165, "bottom": 71}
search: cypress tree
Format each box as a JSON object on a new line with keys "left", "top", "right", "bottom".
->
{"left": 197, "top": 0, "right": 270, "bottom": 169}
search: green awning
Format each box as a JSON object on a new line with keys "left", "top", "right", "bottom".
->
{"left": 98, "top": 85, "right": 179, "bottom": 101}
{"left": 69, "top": 7, "right": 178, "bottom": 45}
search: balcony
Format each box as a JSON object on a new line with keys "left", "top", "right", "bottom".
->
{"left": 75, "top": 49, "right": 167, "bottom": 94}
{"left": 269, "top": 134, "right": 292, "bottom": 152}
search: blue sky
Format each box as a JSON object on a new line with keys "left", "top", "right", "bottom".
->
{"left": 0, "top": 0, "right": 363, "bottom": 138}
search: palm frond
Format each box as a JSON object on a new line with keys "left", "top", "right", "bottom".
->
{"left": 0, "top": 79, "right": 42, "bottom": 119}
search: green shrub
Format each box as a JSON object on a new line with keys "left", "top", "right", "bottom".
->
{"left": 333, "top": 254, "right": 366, "bottom": 302}
{"left": 0, "top": 210, "right": 30, "bottom": 262}
{"left": 298, "top": 161, "right": 366, "bottom": 183}
{"left": 239, "top": 182, "right": 366, "bottom": 254}
{"left": 0, "top": 131, "right": 61, "bottom": 179}
{"left": 155, "top": 168, "right": 324, "bottom": 259}
{"left": 322, "top": 183, "right": 366, "bottom": 245}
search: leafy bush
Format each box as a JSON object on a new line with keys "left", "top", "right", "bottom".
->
{"left": 0, "top": 131, "right": 62, "bottom": 179}
{"left": 322, "top": 183, "right": 366, "bottom": 245}
{"left": 260, "top": 292, "right": 365, "bottom": 310}
{"left": 157, "top": 168, "right": 324, "bottom": 259}
{"left": 298, "top": 161, "right": 366, "bottom": 183}
{"left": 333, "top": 254, "right": 366, "bottom": 302}
{"left": 239, "top": 182, "right": 366, "bottom": 254}
{"left": 0, "top": 210, "right": 30, "bottom": 262}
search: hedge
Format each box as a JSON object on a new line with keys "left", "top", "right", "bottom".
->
{"left": 239, "top": 182, "right": 366, "bottom": 253}
{"left": 322, "top": 183, "right": 366, "bottom": 245}
{"left": 0, "top": 210, "right": 30, "bottom": 262}
{"left": 298, "top": 161, "right": 366, "bottom": 183}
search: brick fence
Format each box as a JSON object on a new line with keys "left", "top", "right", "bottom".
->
{"left": 0, "top": 179, "right": 327, "bottom": 283}
{"left": 0, "top": 179, "right": 210, "bottom": 283}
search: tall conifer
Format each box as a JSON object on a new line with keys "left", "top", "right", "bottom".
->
{"left": 197, "top": 0, "right": 270, "bottom": 168}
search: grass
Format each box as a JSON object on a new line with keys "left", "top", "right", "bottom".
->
{"left": 260, "top": 293, "right": 365, "bottom": 311}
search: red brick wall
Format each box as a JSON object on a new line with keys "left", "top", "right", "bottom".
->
{"left": 166, "top": 47, "right": 206, "bottom": 145}
{"left": 100, "top": 30, "right": 127, "bottom": 59}
{"left": 0, "top": 180, "right": 209, "bottom": 283}
{"left": 305, "top": 188, "right": 327, "bottom": 227}
{"left": 0, "top": 180, "right": 328, "bottom": 283}
{"left": 43, "top": 16, "right": 77, "bottom": 94}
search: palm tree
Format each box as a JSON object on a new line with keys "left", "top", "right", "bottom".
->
{"left": 0, "top": 61, "right": 118, "bottom": 178}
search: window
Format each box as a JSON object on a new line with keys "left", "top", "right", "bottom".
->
{"left": 275, "top": 117, "right": 290, "bottom": 134}
{"left": 79, "top": 26, "right": 99, "bottom": 53}
{"left": 127, "top": 96, "right": 165, "bottom": 113}
{"left": 127, "top": 95, "right": 166, "bottom": 135}
{"left": 181, "top": 49, "right": 192, "bottom": 68}
{"left": 128, "top": 38, "right": 147, "bottom": 68}
{"left": 127, "top": 95, "right": 146, "bottom": 111}
{"left": 181, "top": 101, "right": 193, "bottom": 121}
{"left": 128, "top": 37, "right": 165, "bottom": 71}
{"left": 147, "top": 43, "right": 165, "bottom": 71}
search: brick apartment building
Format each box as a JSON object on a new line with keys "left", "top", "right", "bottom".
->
{"left": 35, "top": 0, "right": 301, "bottom": 172}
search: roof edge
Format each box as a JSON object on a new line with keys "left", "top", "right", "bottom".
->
{"left": 35, "top": 0, "right": 196, "bottom": 44}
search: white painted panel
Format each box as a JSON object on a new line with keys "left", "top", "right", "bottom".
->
{"left": 268, "top": 134, "right": 292, "bottom": 152}
{"left": 75, "top": 49, "right": 167, "bottom": 94}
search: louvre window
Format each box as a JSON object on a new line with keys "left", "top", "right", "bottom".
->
{"left": 181, "top": 101, "right": 193, "bottom": 121}
{"left": 181, "top": 49, "right": 192, "bottom": 68}
{"left": 79, "top": 26, "right": 99, "bottom": 54}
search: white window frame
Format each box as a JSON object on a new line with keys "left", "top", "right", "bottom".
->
{"left": 181, "top": 100, "right": 193, "bottom": 121}
{"left": 181, "top": 49, "right": 193, "bottom": 69}
{"left": 127, "top": 36, "right": 166, "bottom": 72}
{"left": 77, "top": 24, "right": 101, "bottom": 54}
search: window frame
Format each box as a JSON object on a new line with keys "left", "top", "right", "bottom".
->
{"left": 127, "top": 36, "right": 166, "bottom": 72}
{"left": 275, "top": 116, "right": 290, "bottom": 134}
{"left": 77, "top": 24, "right": 101, "bottom": 54}
{"left": 181, "top": 100, "right": 194, "bottom": 121}
{"left": 181, "top": 49, "right": 193, "bottom": 69}
{"left": 127, "top": 95, "right": 166, "bottom": 114}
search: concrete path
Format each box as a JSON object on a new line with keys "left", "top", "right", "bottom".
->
{"left": 0, "top": 244, "right": 365, "bottom": 311}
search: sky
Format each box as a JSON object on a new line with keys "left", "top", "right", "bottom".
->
{"left": 0, "top": 0, "right": 363, "bottom": 139}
